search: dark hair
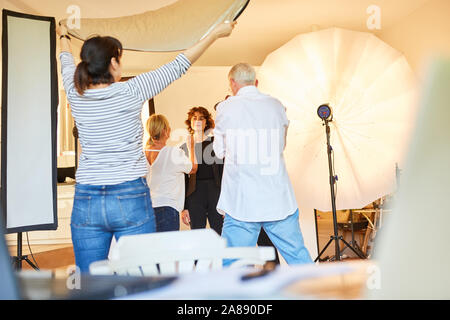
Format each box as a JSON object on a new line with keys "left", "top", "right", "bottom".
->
{"left": 74, "top": 36, "right": 123, "bottom": 95}
{"left": 185, "top": 106, "right": 215, "bottom": 135}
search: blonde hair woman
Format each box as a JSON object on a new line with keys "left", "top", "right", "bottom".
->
{"left": 145, "top": 114, "right": 197, "bottom": 232}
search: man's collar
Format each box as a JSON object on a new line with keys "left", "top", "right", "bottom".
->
{"left": 236, "top": 85, "right": 259, "bottom": 96}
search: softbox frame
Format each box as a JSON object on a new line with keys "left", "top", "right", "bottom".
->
{"left": 1, "top": 9, "right": 58, "bottom": 234}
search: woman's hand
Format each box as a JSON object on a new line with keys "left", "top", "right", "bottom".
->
{"left": 56, "top": 21, "right": 72, "bottom": 54}
{"left": 210, "top": 21, "right": 237, "bottom": 39}
{"left": 181, "top": 210, "right": 191, "bottom": 227}
{"left": 56, "top": 22, "right": 68, "bottom": 37}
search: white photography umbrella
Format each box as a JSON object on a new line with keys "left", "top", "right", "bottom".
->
{"left": 258, "top": 28, "right": 419, "bottom": 212}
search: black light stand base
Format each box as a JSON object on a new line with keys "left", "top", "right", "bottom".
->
{"left": 339, "top": 240, "right": 367, "bottom": 259}
{"left": 11, "top": 255, "right": 39, "bottom": 271}
{"left": 336, "top": 209, "right": 367, "bottom": 260}
{"left": 315, "top": 235, "right": 366, "bottom": 262}
{"left": 10, "top": 233, "right": 40, "bottom": 271}
{"left": 315, "top": 235, "right": 336, "bottom": 262}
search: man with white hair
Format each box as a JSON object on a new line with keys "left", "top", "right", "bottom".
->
{"left": 213, "top": 63, "right": 312, "bottom": 265}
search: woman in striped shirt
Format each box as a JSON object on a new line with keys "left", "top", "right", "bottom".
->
{"left": 56, "top": 21, "right": 236, "bottom": 273}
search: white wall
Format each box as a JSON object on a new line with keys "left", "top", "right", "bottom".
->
{"left": 153, "top": 66, "right": 231, "bottom": 142}
{"left": 378, "top": 0, "right": 450, "bottom": 76}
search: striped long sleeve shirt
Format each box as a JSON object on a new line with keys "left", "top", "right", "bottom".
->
{"left": 59, "top": 52, "right": 191, "bottom": 185}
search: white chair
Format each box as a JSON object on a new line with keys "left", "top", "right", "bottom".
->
{"left": 89, "top": 229, "right": 276, "bottom": 276}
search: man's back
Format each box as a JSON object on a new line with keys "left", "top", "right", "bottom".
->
{"left": 213, "top": 86, "right": 298, "bottom": 222}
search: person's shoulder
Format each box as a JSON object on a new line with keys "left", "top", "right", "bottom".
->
{"left": 169, "top": 145, "right": 188, "bottom": 157}
{"left": 64, "top": 87, "right": 80, "bottom": 102}
{"left": 163, "top": 146, "right": 184, "bottom": 164}
{"left": 261, "top": 94, "right": 285, "bottom": 112}
{"left": 217, "top": 96, "right": 241, "bottom": 113}
{"left": 113, "top": 80, "right": 136, "bottom": 95}
{"left": 258, "top": 91, "right": 282, "bottom": 105}
{"left": 216, "top": 98, "right": 232, "bottom": 112}
{"left": 121, "top": 78, "right": 147, "bottom": 98}
{"left": 204, "top": 135, "right": 214, "bottom": 143}
{"left": 178, "top": 141, "right": 188, "bottom": 152}
{"left": 166, "top": 145, "right": 181, "bottom": 153}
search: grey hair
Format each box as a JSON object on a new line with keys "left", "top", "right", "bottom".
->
{"left": 228, "top": 63, "right": 256, "bottom": 85}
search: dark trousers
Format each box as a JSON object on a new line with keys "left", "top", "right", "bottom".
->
{"left": 186, "top": 179, "right": 223, "bottom": 235}
{"left": 154, "top": 206, "right": 179, "bottom": 232}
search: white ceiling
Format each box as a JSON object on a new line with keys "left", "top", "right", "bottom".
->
{"left": 2, "top": 0, "right": 432, "bottom": 72}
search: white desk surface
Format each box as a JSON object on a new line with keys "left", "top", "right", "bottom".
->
{"left": 120, "top": 261, "right": 372, "bottom": 300}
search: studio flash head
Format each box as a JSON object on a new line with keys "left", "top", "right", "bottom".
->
{"left": 317, "top": 104, "right": 332, "bottom": 121}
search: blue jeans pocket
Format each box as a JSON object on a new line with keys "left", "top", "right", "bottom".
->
{"left": 117, "top": 192, "right": 150, "bottom": 227}
{"left": 71, "top": 195, "right": 91, "bottom": 227}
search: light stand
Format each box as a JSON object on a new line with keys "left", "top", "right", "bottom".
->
{"left": 337, "top": 209, "right": 367, "bottom": 259}
{"left": 314, "top": 105, "right": 365, "bottom": 262}
{"left": 11, "top": 233, "right": 39, "bottom": 271}
{"left": 0, "top": 188, "right": 39, "bottom": 270}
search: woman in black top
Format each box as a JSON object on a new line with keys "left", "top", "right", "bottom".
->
{"left": 180, "top": 107, "right": 224, "bottom": 235}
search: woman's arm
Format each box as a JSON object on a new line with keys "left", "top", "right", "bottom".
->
{"left": 183, "top": 21, "right": 236, "bottom": 65}
{"left": 56, "top": 23, "right": 72, "bottom": 55}
{"left": 187, "top": 135, "right": 198, "bottom": 175}
{"left": 56, "top": 23, "right": 76, "bottom": 94}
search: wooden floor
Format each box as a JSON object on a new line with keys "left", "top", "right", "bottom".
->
{"left": 8, "top": 244, "right": 75, "bottom": 273}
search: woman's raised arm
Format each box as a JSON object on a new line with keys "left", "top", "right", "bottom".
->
{"left": 183, "top": 21, "right": 236, "bottom": 64}
{"left": 56, "top": 23, "right": 72, "bottom": 55}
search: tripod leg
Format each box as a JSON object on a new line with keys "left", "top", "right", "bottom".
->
{"left": 340, "top": 238, "right": 366, "bottom": 259}
{"left": 330, "top": 236, "right": 347, "bottom": 261}
{"left": 314, "top": 237, "right": 334, "bottom": 262}
{"left": 348, "top": 236, "right": 366, "bottom": 257}
{"left": 24, "top": 257, "right": 40, "bottom": 270}
{"left": 338, "top": 243, "right": 349, "bottom": 256}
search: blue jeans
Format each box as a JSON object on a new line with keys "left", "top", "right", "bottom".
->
{"left": 154, "top": 206, "right": 180, "bottom": 232}
{"left": 70, "top": 177, "right": 156, "bottom": 273}
{"left": 221, "top": 209, "right": 313, "bottom": 266}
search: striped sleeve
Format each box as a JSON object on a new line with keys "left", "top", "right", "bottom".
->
{"left": 126, "top": 53, "right": 191, "bottom": 102}
{"left": 59, "top": 52, "right": 76, "bottom": 94}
